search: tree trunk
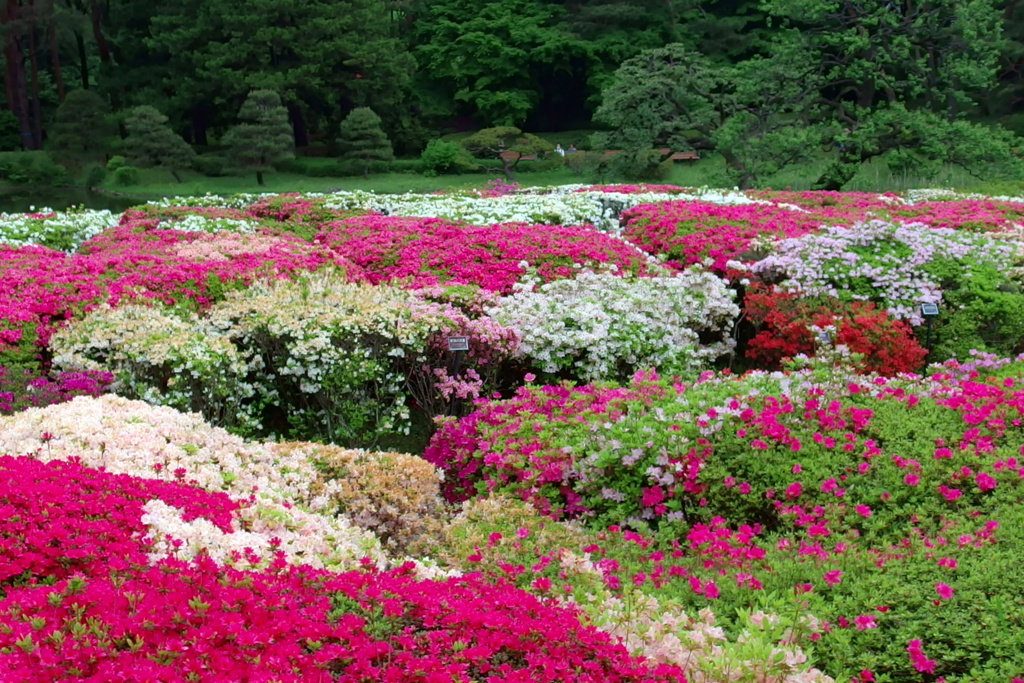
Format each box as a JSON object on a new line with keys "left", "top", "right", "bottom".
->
{"left": 721, "top": 150, "right": 754, "bottom": 189}
{"left": 75, "top": 31, "right": 89, "bottom": 88}
{"left": 88, "top": 0, "right": 109, "bottom": 63}
{"left": 27, "top": 3, "right": 43, "bottom": 149}
{"left": 812, "top": 149, "right": 865, "bottom": 191}
{"left": 287, "top": 102, "right": 308, "bottom": 147}
{"left": 190, "top": 109, "right": 209, "bottom": 146}
{"left": 171, "top": 169, "right": 183, "bottom": 183}
{"left": 49, "top": 21, "right": 64, "bottom": 102}
{"left": 256, "top": 169, "right": 265, "bottom": 186}
{"left": 4, "top": 39, "right": 34, "bottom": 149}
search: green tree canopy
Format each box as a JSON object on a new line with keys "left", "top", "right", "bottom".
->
{"left": 146, "top": 0, "right": 414, "bottom": 146}
{"left": 763, "top": 0, "right": 1022, "bottom": 189}
{"left": 413, "top": 0, "right": 589, "bottom": 126}
{"left": 336, "top": 107, "right": 395, "bottom": 177}
{"left": 123, "top": 106, "right": 197, "bottom": 182}
{"left": 593, "top": 44, "right": 821, "bottom": 188}
{"left": 222, "top": 89, "right": 294, "bottom": 185}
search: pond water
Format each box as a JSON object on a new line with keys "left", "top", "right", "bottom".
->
{"left": 0, "top": 187, "right": 155, "bottom": 214}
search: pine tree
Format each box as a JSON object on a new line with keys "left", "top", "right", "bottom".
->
{"left": 336, "top": 107, "right": 394, "bottom": 177}
{"left": 48, "top": 90, "right": 115, "bottom": 161}
{"left": 123, "top": 106, "right": 196, "bottom": 183}
{"left": 223, "top": 90, "right": 294, "bottom": 185}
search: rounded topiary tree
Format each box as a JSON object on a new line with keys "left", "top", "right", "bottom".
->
{"left": 460, "top": 126, "right": 551, "bottom": 180}
{"left": 223, "top": 89, "right": 294, "bottom": 186}
{"left": 336, "top": 107, "right": 394, "bottom": 177}
{"left": 123, "top": 105, "right": 196, "bottom": 183}
{"left": 48, "top": 89, "right": 116, "bottom": 162}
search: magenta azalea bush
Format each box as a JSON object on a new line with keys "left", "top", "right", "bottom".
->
{"left": 317, "top": 215, "right": 658, "bottom": 293}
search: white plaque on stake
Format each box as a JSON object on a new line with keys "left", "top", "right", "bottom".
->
{"left": 447, "top": 336, "right": 469, "bottom": 352}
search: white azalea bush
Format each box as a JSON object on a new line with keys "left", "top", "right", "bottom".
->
{"left": 489, "top": 265, "right": 739, "bottom": 382}
{"left": 151, "top": 186, "right": 771, "bottom": 233}
{"left": 0, "top": 207, "right": 119, "bottom": 251}
{"left": 51, "top": 270, "right": 518, "bottom": 445}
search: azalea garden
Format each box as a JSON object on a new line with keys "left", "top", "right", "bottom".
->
{"left": 2, "top": 182, "right": 1024, "bottom": 682}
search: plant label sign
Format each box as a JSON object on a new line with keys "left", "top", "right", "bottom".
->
{"left": 920, "top": 303, "right": 939, "bottom": 317}
{"left": 447, "top": 336, "right": 469, "bottom": 352}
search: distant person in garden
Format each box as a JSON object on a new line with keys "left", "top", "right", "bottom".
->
{"left": 554, "top": 144, "right": 565, "bottom": 157}
{"left": 567, "top": 144, "right": 577, "bottom": 153}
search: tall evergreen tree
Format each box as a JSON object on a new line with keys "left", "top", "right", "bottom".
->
{"left": 336, "top": 107, "right": 394, "bottom": 177}
{"left": 222, "top": 89, "right": 293, "bottom": 186}
{"left": 123, "top": 105, "right": 196, "bottom": 182}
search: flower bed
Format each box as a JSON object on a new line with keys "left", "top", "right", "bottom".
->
{"left": 2, "top": 184, "right": 1024, "bottom": 681}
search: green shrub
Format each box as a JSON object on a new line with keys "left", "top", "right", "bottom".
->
{"left": 0, "top": 151, "right": 69, "bottom": 186}
{"left": 83, "top": 163, "right": 107, "bottom": 189}
{"left": 105, "top": 155, "right": 127, "bottom": 172}
{"left": 51, "top": 272, "right": 516, "bottom": 447}
{"left": 0, "top": 111, "right": 22, "bottom": 152}
{"left": 609, "top": 149, "right": 672, "bottom": 181}
{"left": 111, "top": 165, "right": 141, "bottom": 186}
{"left": 420, "top": 139, "right": 472, "bottom": 176}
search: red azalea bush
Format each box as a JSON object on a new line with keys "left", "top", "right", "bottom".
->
{"left": 743, "top": 288, "right": 929, "bottom": 374}
{"left": 0, "top": 556, "right": 687, "bottom": 682}
{"left": 0, "top": 453, "right": 686, "bottom": 682}
{"left": 0, "top": 455, "right": 239, "bottom": 585}
{"left": 620, "top": 201, "right": 831, "bottom": 273}
{"left": 317, "top": 215, "right": 657, "bottom": 293}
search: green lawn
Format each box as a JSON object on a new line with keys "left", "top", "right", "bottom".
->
{"left": 86, "top": 148, "right": 1024, "bottom": 201}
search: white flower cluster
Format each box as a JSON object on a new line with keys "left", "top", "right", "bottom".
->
{"left": 49, "top": 303, "right": 258, "bottom": 433}
{"left": 489, "top": 265, "right": 739, "bottom": 382}
{"left": 0, "top": 394, "right": 385, "bottom": 570}
{"left": 51, "top": 270, "right": 490, "bottom": 444}
{"left": 903, "top": 188, "right": 1024, "bottom": 204}
{"left": 162, "top": 214, "right": 261, "bottom": 234}
{"left": 0, "top": 208, "right": 120, "bottom": 251}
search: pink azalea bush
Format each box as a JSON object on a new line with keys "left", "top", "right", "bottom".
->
{"left": 621, "top": 201, "right": 831, "bottom": 273}
{"left": 317, "top": 215, "right": 659, "bottom": 293}
{"left": 425, "top": 358, "right": 1024, "bottom": 680}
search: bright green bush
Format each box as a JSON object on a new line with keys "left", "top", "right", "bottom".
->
{"left": 0, "top": 151, "right": 69, "bottom": 186}
{"left": 111, "top": 165, "right": 141, "bottom": 186}
{"left": 420, "top": 139, "right": 472, "bottom": 176}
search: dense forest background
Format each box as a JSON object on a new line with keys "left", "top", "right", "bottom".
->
{"left": 3, "top": 0, "right": 1024, "bottom": 190}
